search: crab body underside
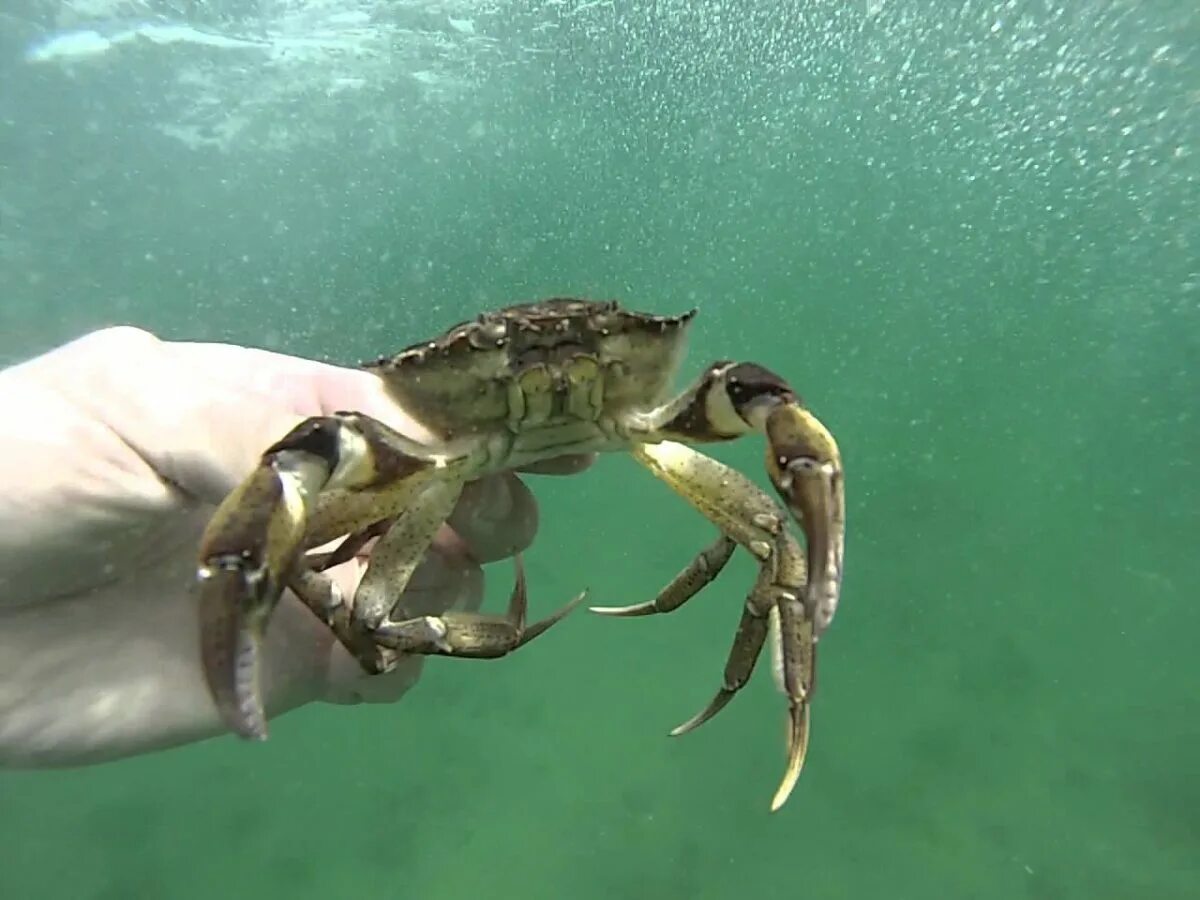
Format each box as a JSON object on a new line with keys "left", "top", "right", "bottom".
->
{"left": 196, "top": 299, "right": 845, "bottom": 811}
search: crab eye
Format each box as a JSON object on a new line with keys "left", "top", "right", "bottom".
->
{"left": 469, "top": 320, "right": 507, "bottom": 348}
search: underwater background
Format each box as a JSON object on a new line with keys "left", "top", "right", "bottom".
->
{"left": 1, "top": 1, "right": 1197, "bottom": 897}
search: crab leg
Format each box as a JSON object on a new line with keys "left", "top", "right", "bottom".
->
{"left": 298, "top": 477, "right": 584, "bottom": 665}
{"left": 305, "top": 517, "right": 395, "bottom": 572}
{"left": 374, "top": 554, "right": 587, "bottom": 657}
{"left": 283, "top": 479, "right": 467, "bottom": 676}
{"left": 665, "top": 562, "right": 777, "bottom": 735}
{"left": 611, "top": 440, "right": 815, "bottom": 811}
{"left": 591, "top": 535, "right": 735, "bottom": 617}
{"left": 607, "top": 359, "right": 843, "bottom": 810}
{"left": 354, "top": 480, "right": 465, "bottom": 632}
{"left": 196, "top": 413, "right": 447, "bottom": 740}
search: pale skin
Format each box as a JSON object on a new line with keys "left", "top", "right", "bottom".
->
{"left": 0, "top": 326, "right": 590, "bottom": 767}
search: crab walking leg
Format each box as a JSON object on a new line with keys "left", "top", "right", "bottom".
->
{"left": 285, "top": 479, "right": 466, "bottom": 675}
{"left": 374, "top": 554, "right": 587, "bottom": 657}
{"left": 285, "top": 482, "right": 583, "bottom": 679}
{"left": 196, "top": 413, "right": 446, "bottom": 740}
{"left": 299, "top": 474, "right": 586, "bottom": 661}
{"left": 771, "top": 587, "right": 816, "bottom": 811}
{"left": 354, "top": 480, "right": 466, "bottom": 634}
{"left": 590, "top": 534, "right": 735, "bottom": 617}
{"left": 666, "top": 562, "right": 778, "bottom": 734}
{"left": 305, "top": 517, "right": 395, "bottom": 572}
{"left": 626, "top": 440, "right": 816, "bottom": 811}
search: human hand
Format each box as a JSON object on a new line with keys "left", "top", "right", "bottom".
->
{"left": 0, "top": 326, "right": 590, "bottom": 767}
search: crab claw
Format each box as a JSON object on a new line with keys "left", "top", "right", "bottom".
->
{"left": 197, "top": 443, "right": 332, "bottom": 739}
{"left": 764, "top": 404, "right": 845, "bottom": 634}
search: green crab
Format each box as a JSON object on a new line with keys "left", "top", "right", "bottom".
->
{"left": 196, "top": 298, "right": 845, "bottom": 810}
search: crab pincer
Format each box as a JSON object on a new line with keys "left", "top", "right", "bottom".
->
{"left": 197, "top": 430, "right": 336, "bottom": 738}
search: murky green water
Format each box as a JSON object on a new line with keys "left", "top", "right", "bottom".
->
{"left": 1, "top": 1, "right": 1197, "bottom": 898}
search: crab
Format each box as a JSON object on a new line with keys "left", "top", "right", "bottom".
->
{"left": 196, "top": 298, "right": 845, "bottom": 811}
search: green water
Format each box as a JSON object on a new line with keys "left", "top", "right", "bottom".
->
{"left": 1, "top": 1, "right": 1197, "bottom": 897}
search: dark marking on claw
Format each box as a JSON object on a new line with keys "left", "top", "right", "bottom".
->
{"left": 657, "top": 361, "right": 743, "bottom": 440}
{"left": 350, "top": 416, "right": 432, "bottom": 487}
{"left": 724, "top": 362, "right": 798, "bottom": 415}
{"left": 265, "top": 418, "right": 342, "bottom": 467}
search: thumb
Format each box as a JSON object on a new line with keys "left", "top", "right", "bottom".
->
{"left": 106, "top": 335, "right": 435, "bottom": 507}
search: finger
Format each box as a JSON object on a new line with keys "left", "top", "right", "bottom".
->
{"left": 170, "top": 341, "right": 440, "bottom": 441}
{"left": 21, "top": 332, "right": 376, "bottom": 509}
{"left": 156, "top": 342, "right": 441, "bottom": 502}
{"left": 320, "top": 641, "right": 427, "bottom": 706}
{"left": 517, "top": 453, "right": 597, "bottom": 476}
{"left": 444, "top": 473, "right": 539, "bottom": 564}
{"left": 150, "top": 341, "right": 594, "bottom": 520}
{"left": 168, "top": 342, "right": 596, "bottom": 487}
{"left": 408, "top": 527, "right": 486, "bottom": 615}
